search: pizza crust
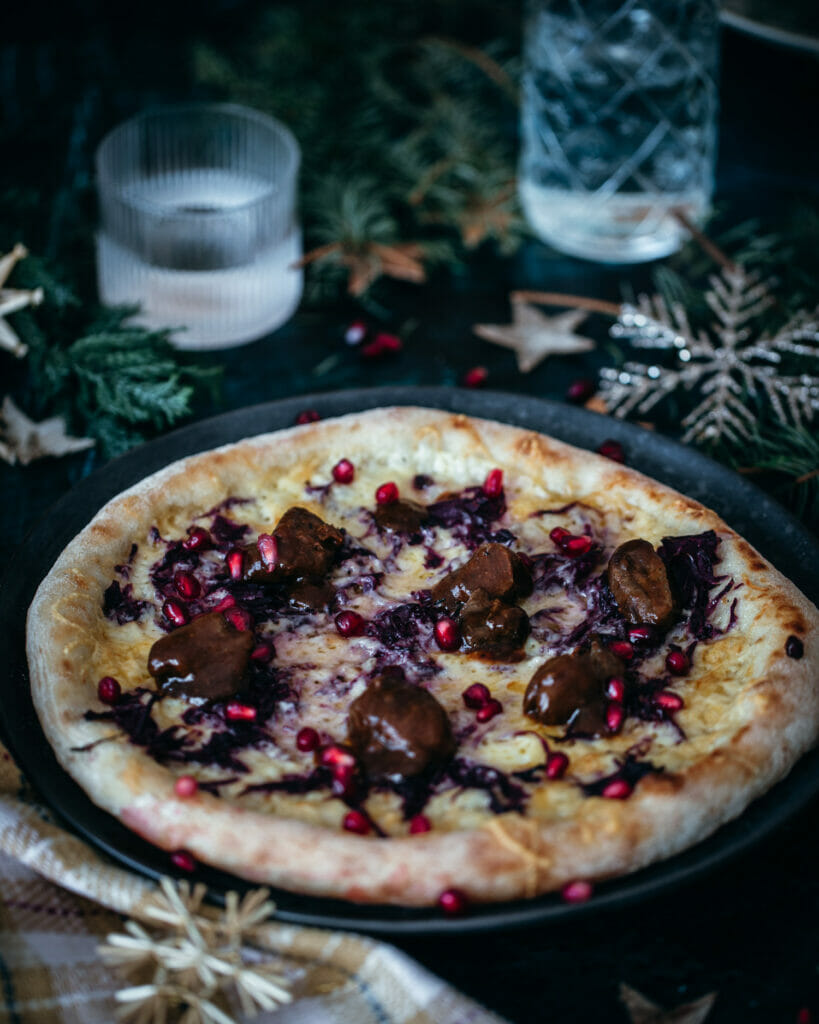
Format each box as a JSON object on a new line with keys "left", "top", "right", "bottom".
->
{"left": 26, "top": 407, "right": 819, "bottom": 905}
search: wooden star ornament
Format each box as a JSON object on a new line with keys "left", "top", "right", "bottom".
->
{"left": 0, "top": 396, "right": 95, "bottom": 466}
{"left": 0, "top": 244, "right": 44, "bottom": 359}
{"left": 473, "top": 295, "right": 595, "bottom": 373}
{"left": 620, "top": 983, "right": 717, "bottom": 1024}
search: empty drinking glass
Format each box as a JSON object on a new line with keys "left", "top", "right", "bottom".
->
{"left": 96, "top": 104, "right": 302, "bottom": 349}
{"left": 519, "top": 0, "right": 720, "bottom": 263}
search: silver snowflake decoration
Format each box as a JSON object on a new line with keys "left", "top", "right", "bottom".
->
{"left": 599, "top": 265, "right": 819, "bottom": 444}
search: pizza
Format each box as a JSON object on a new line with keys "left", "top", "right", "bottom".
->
{"left": 26, "top": 407, "right": 819, "bottom": 909}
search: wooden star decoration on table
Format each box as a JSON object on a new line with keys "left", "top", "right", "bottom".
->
{"left": 0, "top": 396, "right": 95, "bottom": 465}
{"left": 297, "top": 240, "right": 426, "bottom": 296}
{"left": 620, "top": 983, "right": 717, "bottom": 1024}
{"left": 473, "top": 295, "right": 595, "bottom": 373}
{"left": 0, "top": 244, "right": 44, "bottom": 359}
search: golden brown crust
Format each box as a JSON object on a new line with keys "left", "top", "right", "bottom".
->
{"left": 26, "top": 407, "right": 819, "bottom": 905}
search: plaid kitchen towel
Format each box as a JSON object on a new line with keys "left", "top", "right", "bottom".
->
{"left": 0, "top": 742, "right": 508, "bottom": 1024}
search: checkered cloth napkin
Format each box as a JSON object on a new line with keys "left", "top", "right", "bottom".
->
{"left": 0, "top": 742, "right": 507, "bottom": 1024}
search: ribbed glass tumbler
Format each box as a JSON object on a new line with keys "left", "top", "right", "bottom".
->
{"left": 96, "top": 104, "right": 302, "bottom": 349}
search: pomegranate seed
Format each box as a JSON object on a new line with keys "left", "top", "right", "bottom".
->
{"left": 296, "top": 727, "right": 320, "bottom": 752}
{"left": 171, "top": 850, "right": 196, "bottom": 873}
{"left": 257, "top": 533, "right": 278, "bottom": 569}
{"left": 628, "top": 626, "right": 654, "bottom": 643}
{"left": 343, "top": 809, "right": 371, "bottom": 835}
{"left": 182, "top": 526, "right": 210, "bottom": 550}
{"left": 174, "top": 775, "right": 198, "bottom": 798}
{"left": 608, "top": 640, "right": 634, "bottom": 660}
{"left": 361, "top": 332, "right": 402, "bottom": 358}
{"left": 605, "top": 701, "right": 625, "bottom": 734}
{"left": 251, "top": 642, "right": 275, "bottom": 663}
{"left": 602, "top": 778, "right": 633, "bottom": 800}
{"left": 227, "top": 549, "right": 244, "bottom": 580}
{"left": 597, "top": 439, "right": 625, "bottom": 463}
{"left": 566, "top": 378, "right": 596, "bottom": 405}
{"left": 320, "top": 745, "right": 357, "bottom": 771}
{"left": 434, "top": 617, "right": 460, "bottom": 651}
{"left": 375, "top": 481, "right": 399, "bottom": 505}
{"left": 546, "top": 752, "right": 569, "bottom": 779}
{"left": 462, "top": 683, "right": 491, "bottom": 709}
{"left": 409, "top": 814, "right": 432, "bottom": 834}
{"left": 482, "top": 468, "right": 503, "bottom": 498}
{"left": 666, "top": 650, "right": 689, "bottom": 676}
{"left": 438, "top": 888, "right": 469, "bottom": 916}
{"left": 226, "top": 702, "right": 257, "bottom": 722}
{"left": 212, "top": 594, "right": 236, "bottom": 613}
{"left": 163, "top": 600, "right": 188, "bottom": 627}
{"left": 565, "top": 535, "right": 593, "bottom": 556}
{"left": 476, "top": 698, "right": 503, "bottom": 723}
{"left": 656, "top": 691, "right": 684, "bottom": 711}
{"left": 797, "top": 1010, "right": 812, "bottom": 1024}
{"left": 223, "top": 606, "right": 253, "bottom": 632}
{"left": 332, "top": 458, "right": 355, "bottom": 484}
{"left": 97, "top": 676, "right": 121, "bottom": 705}
{"left": 561, "top": 879, "right": 593, "bottom": 903}
{"left": 463, "top": 365, "right": 489, "bottom": 388}
{"left": 332, "top": 763, "right": 358, "bottom": 799}
{"left": 174, "top": 570, "right": 201, "bottom": 600}
{"left": 295, "top": 409, "right": 320, "bottom": 425}
{"left": 606, "top": 677, "right": 626, "bottom": 702}
{"left": 335, "top": 610, "right": 366, "bottom": 637}
{"left": 344, "top": 319, "right": 367, "bottom": 345}
{"left": 549, "top": 526, "right": 570, "bottom": 545}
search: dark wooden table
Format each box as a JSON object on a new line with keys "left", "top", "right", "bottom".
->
{"left": 1, "top": 6, "right": 818, "bottom": 1021}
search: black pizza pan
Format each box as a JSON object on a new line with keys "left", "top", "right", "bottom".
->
{"left": 1, "top": 387, "right": 817, "bottom": 935}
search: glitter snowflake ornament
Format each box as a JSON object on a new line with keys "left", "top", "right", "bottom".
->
{"left": 100, "top": 877, "right": 292, "bottom": 1024}
{"left": 600, "top": 265, "right": 819, "bottom": 444}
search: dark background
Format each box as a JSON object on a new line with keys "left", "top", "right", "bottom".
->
{"left": 1, "top": 3, "right": 819, "bottom": 1021}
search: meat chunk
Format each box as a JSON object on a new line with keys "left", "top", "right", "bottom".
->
{"left": 374, "top": 499, "right": 428, "bottom": 534}
{"left": 523, "top": 639, "right": 624, "bottom": 734}
{"left": 244, "top": 507, "right": 343, "bottom": 583}
{"left": 148, "top": 611, "right": 253, "bottom": 700}
{"left": 431, "top": 543, "right": 532, "bottom": 613}
{"left": 608, "top": 539, "right": 675, "bottom": 628}
{"left": 460, "top": 589, "right": 530, "bottom": 657}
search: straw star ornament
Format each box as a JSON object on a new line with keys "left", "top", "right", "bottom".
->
{"left": 473, "top": 294, "right": 595, "bottom": 373}
{"left": 0, "top": 244, "right": 44, "bottom": 358}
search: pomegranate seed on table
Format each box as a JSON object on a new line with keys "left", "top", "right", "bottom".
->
{"left": 656, "top": 691, "right": 684, "bottom": 711}
{"left": 227, "top": 549, "right": 244, "bottom": 580}
{"left": 97, "top": 676, "right": 121, "bottom": 705}
{"left": 409, "top": 814, "right": 432, "bottom": 834}
{"left": 602, "top": 778, "right": 633, "bottom": 800}
{"left": 561, "top": 879, "right": 593, "bottom": 903}
{"left": 546, "top": 752, "right": 569, "bottom": 780}
{"left": 606, "top": 677, "right": 625, "bottom": 702}
{"left": 361, "top": 332, "right": 402, "bottom": 358}
{"left": 225, "top": 702, "right": 257, "bottom": 722}
{"left": 295, "top": 409, "right": 320, "bottom": 425}
{"left": 597, "top": 439, "right": 625, "bottom": 463}
{"left": 434, "top": 617, "right": 460, "bottom": 651}
{"left": 476, "top": 698, "right": 503, "bottom": 723}
{"left": 335, "top": 610, "right": 366, "bottom": 637}
{"left": 343, "top": 809, "right": 371, "bottom": 835}
{"left": 332, "top": 458, "right": 355, "bottom": 484}
{"left": 223, "top": 606, "right": 253, "bottom": 632}
{"left": 174, "top": 775, "right": 198, "bottom": 798}
{"left": 608, "top": 640, "right": 634, "bottom": 660}
{"left": 605, "top": 701, "right": 625, "bottom": 734}
{"left": 257, "top": 533, "right": 278, "bottom": 569}
{"left": 375, "top": 481, "right": 399, "bottom": 505}
{"left": 163, "top": 600, "right": 188, "bottom": 627}
{"left": 462, "top": 683, "right": 491, "bottom": 709}
{"left": 174, "top": 570, "right": 200, "bottom": 600}
{"left": 171, "top": 850, "right": 196, "bottom": 873}
{"left": 463, "top": 365, "right": 488, "bottom": 388}
{"left": 482, "top": 468, "right": 503, "bottom": 498}
{"left": 182, "top": 526, "right": 210, "bottom": 551}
{"left": 296, "top": 727, "right": 320, "bottom": 752}
{"left": 566, "top": 378, "right": 596, "bottom": 404}
{"left": 666, "top": 650, "right": 689, "bottom": 675}
{"left": 438, "top": 887, "right": 469, "bottom": 916}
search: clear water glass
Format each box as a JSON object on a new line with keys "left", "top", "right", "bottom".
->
{"left": 96, "top": 104, "right": 302, "bottom": 349}
{"left": 518, "top": 0, "right": 720, "bottom": 263}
